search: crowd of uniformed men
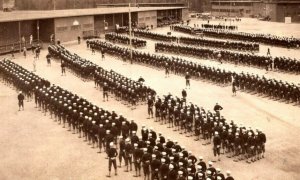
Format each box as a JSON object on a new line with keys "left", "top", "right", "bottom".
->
{"left": 0, "top": 59, "right": 236, "bottom": 180}
{"left": 155, "top": 42, "right": 300, "bottom": 74}
{"left": 48, "top": 45, "right": 156, "bottom": 107}
{"left": 146, "top": 93, "right": 267, "bottom": 164}
{"left": 105, "top": 33, "right": 147, "bottom": 48}
{"left": 88, "top": 40, "right": 232, "bottom": 85}
{"left": 172, "top": 25, "right": 300, "bottom": 48}
{"left": 132, "top": 29, "right": 258, "bottom": 52}
{"left": 88, "top": 40, "right": 300, "bottom": 104}
{"left": 178, "top": 36, "right": 259, "bottom": 52}
{"left": 48, "top": 45, "right": 95, "bottom": 79}
{"left": 133, "top": 29, "right": 177, "bottom": 43}
{"left": 0, "top": 59, "right": 50, "bottom": 101}
{"left": 1, "top": 17, "right": 298, "bottom": 180}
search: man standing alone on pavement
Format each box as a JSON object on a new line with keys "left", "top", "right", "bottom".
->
{"left": 18, "top": 91, "right": 25, "bottom": 111}
{"left": 61, "top": 60, "right": 66, "bottom": 76}
{"left": 185, "top": 72, "right": 191, "bottom": 89}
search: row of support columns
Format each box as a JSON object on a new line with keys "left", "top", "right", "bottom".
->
{"left": 17, "top": 20, "right": 40, "bottom": 52}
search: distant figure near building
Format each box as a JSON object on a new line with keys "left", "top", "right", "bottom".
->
{"left": 23, "top": 47, "right": 27, "bottom": 58}
{"left": 46, "top": 54, "right": 51, "bottom": 66}
{"left": 50, "top": 34, "right": 55, "bottom": 44}
{"left": 11, "top": 46, "right": 15, "bottom": 59}
{"left": 35, "top": 45, "right": 41, "bottom": 60}
{"left": 29, "top": 35, "right": 33, "bottom": 45}
{"left": 18, "top": 91, "right": 25, "bottom": 111}
{"left": 21, "top": 36, "right": 26, "bottom": 46}
{"left": 77, "top": 36, "right": 81, "bottom": 44}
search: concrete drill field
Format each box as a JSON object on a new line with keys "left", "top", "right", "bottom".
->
{"left": 0, "top": 18, "right": 300, "bottom": 180}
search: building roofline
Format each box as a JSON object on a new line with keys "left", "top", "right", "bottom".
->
{"left": 0, "top": 6, "right": 187, "bottom": 23}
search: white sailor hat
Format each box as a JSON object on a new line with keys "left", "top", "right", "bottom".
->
{"left": 197, "top": 172, "right": 203, "bottom": 176}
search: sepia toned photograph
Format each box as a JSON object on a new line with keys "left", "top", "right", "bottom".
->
{"left": 0, "top": 0, "right": 299, "bottom": 179}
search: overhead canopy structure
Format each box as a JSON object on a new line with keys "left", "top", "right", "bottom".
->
{"left": 0, "top": 6, "right": 186, "bottom": 23}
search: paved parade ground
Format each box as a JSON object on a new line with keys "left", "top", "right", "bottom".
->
{"left": 1, "top": 18, "right": 300, "bottom": 180}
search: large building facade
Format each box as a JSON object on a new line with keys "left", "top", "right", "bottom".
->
{"left": 189, "top": 0, "right": 212, "bottom": 12}
{"left": 4, "top": 0, "right": 186, "bottom": 10}
{"left": 210, "top": 0, "right": 300, "bottom": 22}
{"left": 265, "top": 0, "right": 300, "bottom": 22}
{"left": 211, "top": 0, "right": 265, "bottom": 17}
{"left": 0, "top": 0, "right": 188, "bottom": 54}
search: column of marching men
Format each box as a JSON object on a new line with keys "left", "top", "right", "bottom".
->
{"left": 132, "top": 29, "right": 259, "bottom": 52}
{"left": 48, "top": 44, "right": 156, "bottom": 109}
{"left": 145, "top": 93, "right": 267, "bottom": 164}
{"left": 88, "top": 40, "right": 232, "bottom": 86}
{"left": 133, "top": 29, "right": 177, "bottom": 43}
{"left": 170, "top": 25, "right": 193, "bottom": 34}
{"left": 105, "top": 33, "right": 147, "bottom": 48}
{"left": 0, "top": 59, "right": 51, "bottom": 103}
{"left": 177, "top": 37, "right": 259, "bottom": 52}
{"left": 87, "top": 40, "right": 300, "bottom": 105}
{"left": 121, "top": 29, "right": 300, "bottom": 74}
{"left": 200, "top": 24, "right": 238, "bottom": 31}
{"left": 172, "top": 25, "right": 300, "bottom": 48}
{"left": 155, "top": 42, "right": 300, "bottom": 74}
{"left": 0, "top": 59, "right": 236, "bottom": 180}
